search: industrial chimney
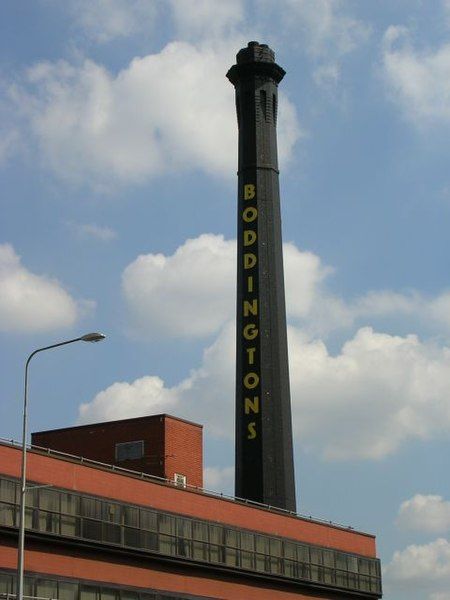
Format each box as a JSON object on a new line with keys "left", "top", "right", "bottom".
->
{"left": 227, "top": 42, "right": 296, "bottom": 512}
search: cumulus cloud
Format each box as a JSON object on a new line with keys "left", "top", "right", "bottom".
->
{"left": 290, "top": 326, "right": 450, "bottom": 459}
{"left": 122, "top": 235, "right": 329, "bottom": 339}
{"left": 7, "top": 40, "right": 299, "bottom": 187}
{"left": 79, "top": 318, "right": 450, "bottom": 460}
{"left": 122, "top": 234, "right": 450, "bottom": 339}
{"left": 382, "top": 25, "right": 450, "bottom": 124}
{"left": 87, "top": 233, "right": 450, "bottom": 458}
{"left": 122, "top": 234, "right": 236, "bottom": 338}
{"left": 78, "top": 374, "right": 179, "bottom": 423}
{"left": 384, "top": 538, "right": 450, "bottom": 599}
{"left": 398, "top": 494, "right": 450, "bottom": 534}
{"left": 0, "top": 243, "right": 87, "bottom": 333}
{"left": 79, "top": 321, "right": 235, "bottom": 436}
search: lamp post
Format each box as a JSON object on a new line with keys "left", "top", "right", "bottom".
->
{"left": 17, "top": 332, "right": 105, "bottom": 600}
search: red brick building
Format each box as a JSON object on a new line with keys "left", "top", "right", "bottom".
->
{"left": 0, "top": 416, "right": 382, "bottom": 600}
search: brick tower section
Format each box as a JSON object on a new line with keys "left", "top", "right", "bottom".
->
{"left": 227, "top": 42, "right": 296, "bottom": 512}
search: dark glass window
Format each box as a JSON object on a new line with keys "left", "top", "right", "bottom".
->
{"left": 0, "top": 572, "right": 13, "bottom": 595}
{"left": 81, "top": 497, "right": 102, "bottom": 541}
{"left": 176, "top": 518, "right": 192, "bottom": 558}
{"left": 158, "top": 513, "right": 175, "bottom": 555}
{"left": 0, "top": 475, "right": 382, "bottom": 596}
{"left": 192, "top": 520, "right": 208, "bottom": 561}
{"left": 208, "top": 524, "right": 222, "bottom": 563}
{"left": 60, "top": 492, "right": 79, "bottom": 536}
{"left": 59, "top": 582, "right": 78, "bottom": 600}
{"left": 140, "top": 509, "right": 158, "bottom": 551}
{"left": 100, "top": 589, "right": 118, "bottom": 600}
{"left": 80, "top": 586, "right": 100, "bottom": 600}
{"left": 224, "top": 529, "right": 239, "bottom": 567}
{"left": 0, "top": 480, "right": 16, "bottom": 527}
{"left": 269, "top": 538, "right": 282, "bottom": 574}
{"left": 255, "top": 534, "right": 270, "bottom": 572}
{"left": 38, "top": 488, "right": 60, "bottom": 534}
{"left": 36, "top": 578, "right": 58, "bottom": 599}
{"left": 283, "top": 542, "right": 298, "bottom": 578}
{"left": 115, "top": 441, "right": 144, "bottom": 462}
{"left": 240, "top": 531, "right": 255, "bottom": 570}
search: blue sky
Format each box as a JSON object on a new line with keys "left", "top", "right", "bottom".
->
{"left": 2, "top": 1, "right": 450, "bottom": 597}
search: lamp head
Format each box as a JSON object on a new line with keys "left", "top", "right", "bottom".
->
{"left": 80, "top": 332, "right": 106, "bottom": 343}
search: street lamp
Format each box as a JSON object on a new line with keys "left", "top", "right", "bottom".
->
{"left": 17, "top": 332, "right": 106, "bottom": 600}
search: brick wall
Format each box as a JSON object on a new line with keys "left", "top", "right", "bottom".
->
{"left": 164, "top": 415, "right": 203, "bottom": 488}
{"left": 31, "top": 414, "right": 203, "bottom": 485}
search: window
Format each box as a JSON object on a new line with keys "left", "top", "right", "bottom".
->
{"left": 81, "top": 497, "right": 102, "bottom": 541}
{"left": 60, "top": 492, "right": 79, "bottom": 536}
{"left": 176, "top": 518, "right": 192, "bottom": 558}
{"left": 36, "top": 578, "right": 58, "bottom": 599}
{"left": 140, "top": 508, "right": 158, "bottom": 551}
{"left": 240, "top": 531, "right": 255, "bottom": 570}
{"left": 255, "top": 535, "right": 270, "bottom": 572}
{"left": 208, "top": 524, "right": 222, "bottom": 563}
{"left": 59, "top": 582, "right": 78, "bottom": 600}
{"left": 0, "top": 475, "right": 382, "bottom": 596}
{"left": 38, "top": 488, "right": 60, "bottom": 534}
{"left": 224, "top": 529, "right": 239, "bottom": 567}
{"left": 158, "top": 513, "right": 175, "bottom": 555}
{"left": 0, "top": 480, "right": 16, "bottom": 527}
{"left": 192, "top": 521, "right": 208, "bottom": 561}
{"left": 115, "top": 441, "right": 144, "bottom": 462}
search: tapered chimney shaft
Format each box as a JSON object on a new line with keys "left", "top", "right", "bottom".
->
{"left": 227, "top": 42, "right": 296, "bottom": 511}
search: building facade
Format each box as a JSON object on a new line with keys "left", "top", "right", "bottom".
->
{"left": 0, "top": 427, "right": 381, "bottom": 600}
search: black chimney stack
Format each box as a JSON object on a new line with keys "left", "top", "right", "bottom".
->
{"left": 227, "top": 42, "right": 296, "bottom": 512}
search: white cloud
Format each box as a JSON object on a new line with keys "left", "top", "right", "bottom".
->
{"left": 70, "top": 222, "right": 117, "bottom": 241}
{"left": 79, "top": 317, "right": 450, "bottom": 461}
{"left": 0, "top": 243, "right": 86, "bottom": 333}
{"left": 122, "top": 234, "right": 450, "bottom": 339}
{"left": 69, "top": 0, "right": 158, "bottom": 43}
{"left": 8, "top": 41, "right": 300, "bottom": 187}
{"left": 398, "top": 494, "right": 450, "bottom": 534}
{"left": 290, "top": 326, "right": 450, "bottom": 460}
{"left": 78, "top": 374, "right": 179, "bottom": 423}
{"left": 203, "top": 465, "right": 234, "bottom": 495}
{"left": 122, "top": 234, "right": 236, "bottom": 338}
{"left": 382, "top": 25, "right": 450, "bottom": 124}
{"left": 89, "top": 233, "right": 450, "bottom": 459}
{"left": 122, "top": 236, "right": 331, "bottom": 339}
{"left": 384, "top": 538, "right": 450, "bottom": 599}
{"left": 78, "top": 320, "right": 236, "bottom": 435}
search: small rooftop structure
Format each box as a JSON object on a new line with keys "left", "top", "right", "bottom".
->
{"left": 31, "top": 413, "right": 203, "bottom": 489}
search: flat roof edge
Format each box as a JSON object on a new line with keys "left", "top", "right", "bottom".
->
{"left": 0, "top": 437, "right": 375, "bottom": 540}
{"left": 31, "top": 413, "right": 203, "bottom": 436}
